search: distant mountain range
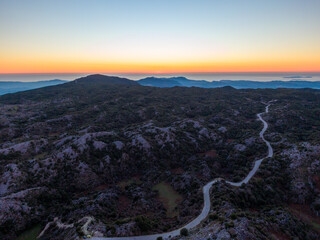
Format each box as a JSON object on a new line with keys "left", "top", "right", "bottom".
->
{"left": 138, "top": 77, "right": 320, "bottom": 89}
{"left": 0, "top": 79, "right": 67, "bottom": 95}
{"left": 1, "top": 75, "right": 320, "bottom": 96}
{"left": 74, "top": 74, "right": 139, "bottom": 86}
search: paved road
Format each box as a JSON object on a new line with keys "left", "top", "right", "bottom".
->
{"left": 92, "top": 105, "right": 273, "bottom": 240}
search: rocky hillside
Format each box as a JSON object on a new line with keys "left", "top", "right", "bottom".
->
{"left": 0, "top": 75, "right": 319, "bottom": 240}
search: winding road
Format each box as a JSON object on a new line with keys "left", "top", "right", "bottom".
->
{"left": 92, "top": 104, "right": 273, "bottom": 240}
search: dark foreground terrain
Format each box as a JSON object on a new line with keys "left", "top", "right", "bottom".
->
{"left": 0, "top": 75, "right": 320, "bottom": 240}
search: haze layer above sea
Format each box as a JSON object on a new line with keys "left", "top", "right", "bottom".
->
{"left": 1, "top": 72, "right": 320, "bottom": 82}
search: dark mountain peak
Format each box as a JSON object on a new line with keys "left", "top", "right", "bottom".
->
{"left": 138, "top": 77, "right": 183, "bottom": 87}
{"left": 74, "top": 74, "right": 138, "bottom": 86}
{"left": 138, "top": 76, "right": 215, "bottom": 88}
{"left": 141, "top": 76, "right": 188, "bottom": 81}
{"left": 171, "top": 76, "right": 189, "bottom": 80}
{"left": 220, "top": 86, "right": 235, "bottom": 90}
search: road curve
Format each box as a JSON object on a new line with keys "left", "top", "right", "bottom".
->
{"left": 92, "top": 104, "right": 273, "bottom": 240}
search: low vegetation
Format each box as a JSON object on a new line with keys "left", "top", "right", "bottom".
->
{"left": 0, "top": 75, "right": 319, "bottom": 240}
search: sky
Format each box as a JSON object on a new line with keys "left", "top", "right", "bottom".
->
{"left": 0, "top": 0, "right": 320, "bottom": 74}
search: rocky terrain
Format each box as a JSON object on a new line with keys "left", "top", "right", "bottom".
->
{"left": 0, "top": 75, "right": 319, "bottom": 240}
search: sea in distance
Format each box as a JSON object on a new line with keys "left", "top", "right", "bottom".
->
{"left": 1, "top": 72, "right": 320, "bottom": 82}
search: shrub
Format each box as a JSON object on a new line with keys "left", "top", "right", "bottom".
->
{"left": 230, "top": 213, "right": 237, "bottom": 220}
{"left": 135, "top": 215, "right": 153, "bottom": 232}
{"left": 225, "top": 221, "right": 234, "bottom": 228}
{"left": 209, "top": 214, "right": 218, "bottom": 220}
{"left": 180, "top": 228, "right": 188, "bottom": 236}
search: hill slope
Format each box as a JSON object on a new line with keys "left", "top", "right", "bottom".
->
{"left": 0, "top": 79, "right": 67, "bottom": 95}
{"left": 138, "top": 77, "right": 320, "bottom": 89}
{"left": 74, "top": 74, "right": 139, "bottom": 86}
{"left": 138, "top": 77, "right": 183, "bottom": 87}
{"left": 0, "top": 74, "right": 139, "bottom": 103}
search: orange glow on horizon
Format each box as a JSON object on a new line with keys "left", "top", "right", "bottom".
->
{"left": 1, "top": 59, "right": 319, "bottom": 74}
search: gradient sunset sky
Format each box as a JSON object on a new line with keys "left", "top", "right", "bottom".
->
{"left": 1, "top": 0, "right": 320, "bottom": 73}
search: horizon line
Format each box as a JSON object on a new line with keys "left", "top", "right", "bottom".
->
{"left": 1, "top": 71, "right": 320, "bottom": 75}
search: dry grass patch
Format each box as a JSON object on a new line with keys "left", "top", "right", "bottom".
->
{"left": 153, "top": 182, "right": 183, "bottom": 218}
